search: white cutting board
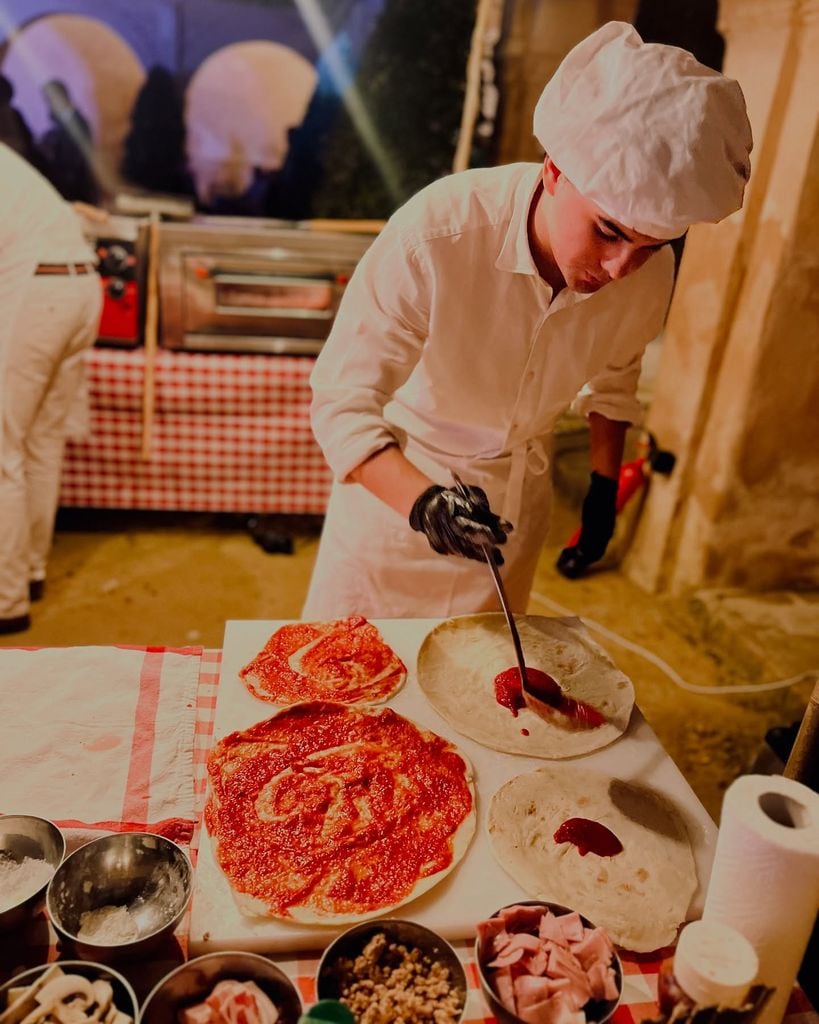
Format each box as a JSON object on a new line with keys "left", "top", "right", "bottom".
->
{"left": 189, "top": 618, "right": 717, "bottom": 955}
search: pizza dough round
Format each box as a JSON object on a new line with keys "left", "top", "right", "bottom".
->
{"left": 239, "top": 617, "right": 406, "bottom": 705}
{"left": 487, "top": 766, "right": 697, "bottom": 952}
{"left": 417, "top": 614, "right": 634, "bottom": 758}
{"left": 206, "top": 701, "right": 476, "bottom": 924}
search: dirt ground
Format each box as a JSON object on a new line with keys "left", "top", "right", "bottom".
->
{"left": 5, "top": 429, "right": 817, "bottom": 823}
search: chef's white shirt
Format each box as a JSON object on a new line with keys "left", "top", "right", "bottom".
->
{"left": 311, "top": 162, "right": 675, "bottom": 485}
{"left": 0, "top": 143, "right": 94, "bottom": 269}
{"left": 0, "top": 144, "right": 96, "bottom": 465}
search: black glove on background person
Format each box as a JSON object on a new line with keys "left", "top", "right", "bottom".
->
{"left": 556, "top": 470, "right": 619, "bottom": 578}
{"left": 409, "top": 483, "right": 512, "bottom": 564}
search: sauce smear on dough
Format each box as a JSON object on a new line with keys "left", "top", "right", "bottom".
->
{"left": 493, "top": 667, "right": 605, "bottom": 727}
{"left": 205, "top": 702, "right": 473, "bottom": 919}
{"left": 553, "top": 817, "right": 623, "bottom": 857}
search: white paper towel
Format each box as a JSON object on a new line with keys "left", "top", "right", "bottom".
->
{"left": 703, "top": 774, "right": 819, "bottom": 1024}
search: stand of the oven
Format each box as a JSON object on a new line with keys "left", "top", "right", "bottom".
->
{"left": 59, "top": 346, "right": 334, "bottom": 519}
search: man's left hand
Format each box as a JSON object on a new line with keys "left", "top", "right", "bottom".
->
{"left": 556, "top": 471, "right": 618, "bottom": 578}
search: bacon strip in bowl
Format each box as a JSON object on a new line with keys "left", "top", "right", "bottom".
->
{"left": 475, "top": 902, "right": 622, "bottom": 1024}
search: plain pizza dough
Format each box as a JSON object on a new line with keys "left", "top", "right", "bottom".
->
{"left": 417, "top": 614, "right": 634, "bottom": 758}
{"left": 488, "top": 766, "right": 697, "bottom": 952}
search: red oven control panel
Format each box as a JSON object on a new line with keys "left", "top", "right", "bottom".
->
{"left": 95, "top": 238, "right": 143, "bottom": 346}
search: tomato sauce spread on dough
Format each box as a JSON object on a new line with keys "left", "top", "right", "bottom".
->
{"left": 553, "top": 818, "right": 623, "bottom": 857}
{"left": 205, "top": 701, "right": 473, "bottom": 919}
{"left": 493, "top": 667, "right": 605, "bottom": 727}
{"left": 239, "top": 616, "right": 406, "bottom": 705}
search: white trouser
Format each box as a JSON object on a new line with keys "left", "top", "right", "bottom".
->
{"left": 0, "top": 272, "right": 101, "bottom": 617}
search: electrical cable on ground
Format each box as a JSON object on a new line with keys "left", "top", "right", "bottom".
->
{"left": 529, "top": 589, "right": 817, "bottom": 696}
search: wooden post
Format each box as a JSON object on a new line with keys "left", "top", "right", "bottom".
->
{"left": 141, "top": 213, "right": 160, "bottom": 462}
{"left": 452, "top": 0, "right": 500, "bottom": 174}
{"left": 784, "top": 680, "right": 819, "bottom": 792}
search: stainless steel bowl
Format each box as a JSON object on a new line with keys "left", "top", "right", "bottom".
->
{"left": 475, "top": 901, "right": 623, "bottom": 1024}
{"left": 46, "top": 832, "right": 192, "bottom": 962}
{"left": 316, "top": 919, "right": 467, "bottom": 1022}
{"left": 0, "top": 960, "right": 139, "bottom": 1023}
{"left": 0, "top": 814, "right": 65, "bottom": 932}
{"left": 140, "top": 952, "right": 302, "bottom": 1024}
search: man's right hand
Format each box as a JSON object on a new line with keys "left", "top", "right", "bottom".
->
{"left": 409, "top": 483, "right": 512, "bottom": 564}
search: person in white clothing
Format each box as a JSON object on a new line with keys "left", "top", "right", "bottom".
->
{"left": 304, "top": 22, "right": 753, "bottom": 619}
{"left": 0, "top": 143, "right": 102, "bottom": 634}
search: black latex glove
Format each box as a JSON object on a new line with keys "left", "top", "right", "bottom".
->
{"left": 409, "top": 483, "right": 512, "bottom": 564}
{"left": 556, "top": 471, "right": 618, "bottom": 579}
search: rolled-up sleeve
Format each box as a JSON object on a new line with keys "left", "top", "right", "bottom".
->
{"left": 310, "top": 223, "right": 431, "bottom": 481}
{"left": 571, "top": 246, "right": 675, "bottom": 426}
{"left": 571, "top": 349, "right": 646, "bottom": 425}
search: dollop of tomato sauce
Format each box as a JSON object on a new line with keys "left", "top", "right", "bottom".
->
{"left": 553, "top": 817, "right": 623, "bottom": 857}
{"left": 493, "top": 666, "right": 604, "bottom": 728}
{"left": 493, "top": 668, "right": 526, "bottom": 716}
{"left": 205, "top": 701, "right": 473, "bottom": 918}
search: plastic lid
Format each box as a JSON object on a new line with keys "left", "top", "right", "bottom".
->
{"left": 673, "top": 921, "right": 759, "bottom": 1009}
{"left": 298, "top": 1000, "right": 355, "bottom": 1024}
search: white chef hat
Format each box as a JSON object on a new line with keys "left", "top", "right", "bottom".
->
{"left": 533, "top": 22, "right": 753, "bottom": 238}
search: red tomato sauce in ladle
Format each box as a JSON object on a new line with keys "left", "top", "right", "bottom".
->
{"left": 493, "top": 666, "right": 605, "bottom": 728}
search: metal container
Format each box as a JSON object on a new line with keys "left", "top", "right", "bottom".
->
{"left": 0, "top": 961, "right": 139, "bottom": 1024}
{"left": 475, "top": 901, "right": 623, "bottom": 1024}
{"left": 46, "top": 832, "right": 192, "bottom": 962}
{"left": 0, "top": 814, "right": 65, "bottom": 932}
{"left": 158, "top": 217, "right": 376, "bottom": 354}
{"left": 316, "top": 918, "right": 467, "bottom": 1022}
{"left": 140, "top": 952, "right": 302, "bottom": 1024}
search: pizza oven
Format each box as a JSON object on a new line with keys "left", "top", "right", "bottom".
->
{"left": 157, "top": 217, "right": 377, "bottom": 355}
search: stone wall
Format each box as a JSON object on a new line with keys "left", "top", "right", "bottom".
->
{"left": 625, "top": 0, "right": 819, "bottom": 591}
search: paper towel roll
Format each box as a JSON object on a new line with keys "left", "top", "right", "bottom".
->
{"left": 703, "top": 774, "right": 819, "bottom": 1024}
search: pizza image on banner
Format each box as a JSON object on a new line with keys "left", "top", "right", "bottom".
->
{"left": 239, "top": 616, "right": 407, "bottom": 705}
{"left": 205, "top": 701, "right": 476, "bottom": 923}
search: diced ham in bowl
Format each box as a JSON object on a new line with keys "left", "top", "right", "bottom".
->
{"left": 475, "top": 902, "right": 622, "bottom": 1024}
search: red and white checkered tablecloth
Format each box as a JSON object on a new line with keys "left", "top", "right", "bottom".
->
{"left": 60, "top": 347, "right": 333, "bottom": 514}
{"left": 2, "top": 647, "right": 816, "bottom": 1024}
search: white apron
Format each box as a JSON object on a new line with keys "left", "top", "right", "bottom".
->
{"left": 302, "top": 436, "right": 552, "bottom": 619}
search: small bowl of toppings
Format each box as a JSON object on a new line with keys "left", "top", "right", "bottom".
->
{"left": 475, "top": 901, "right": 622, "bottom": 1024}
{"left": 140, "top": 951, "right": 302, "bottom": 1024}
{"left": 0, "top": 814, "right": 65, "bottom": 932}
{"left": 316, "top": 919, "right": 467, "bottom": 1024}
{"left": 46, "top": 831, "right": 193, "bottom": 962}
{"left": 0, "top": 961, "right": 138, "bottom": 1024}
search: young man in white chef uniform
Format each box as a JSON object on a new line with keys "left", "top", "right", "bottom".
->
{"left": 304, "top": 22, "right": 752, "bottom": 619}
{"left": 0, "top": 143, "right": 102, "bottom": 634}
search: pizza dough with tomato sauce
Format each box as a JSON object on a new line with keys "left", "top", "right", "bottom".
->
{"left": 239, "top": 616, "right": 406, "bottom": 705}
{"left": 488, "top": 766, "right": 697, "bottom": 952}
{"left": 205, "top": 701, "right": 476, "bottom": 923}
{"left": 417, "top": 614, "right": 634, "bottom": 758}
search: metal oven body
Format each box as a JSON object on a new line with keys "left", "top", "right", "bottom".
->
{"left": 158, "top": 217, "right": 377, "bottom": 354}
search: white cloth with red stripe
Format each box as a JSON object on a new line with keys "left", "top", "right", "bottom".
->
{"left": 0, "top": 645, "right": 199, "bottom": 851}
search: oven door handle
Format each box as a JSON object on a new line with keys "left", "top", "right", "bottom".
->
{"left": 210, "top": 271, "right": 337, "bottom": 320}
{"left": 211, "top": 272, "right": 335, "bottom": 288}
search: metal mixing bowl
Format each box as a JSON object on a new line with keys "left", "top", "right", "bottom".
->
{"left": 0, "top": 961, "right": 139, "bottom": 1023}
{"left": 316, "top": 918, "right": 467, "bottom": 1022}
{"left": 475, "top": 901, "right": 623, "bottom": 1024}
{"left": 0, "top": 814, "right": 65, "bottom": 932}
{"left": 46, "top": 831, "right": 192, "bottom": 962}
{"left": 140, "top": 952, "right": 302, "bottom": 1024}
